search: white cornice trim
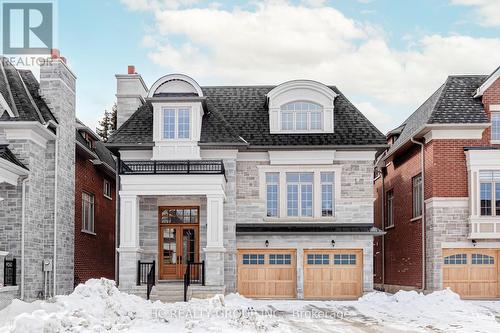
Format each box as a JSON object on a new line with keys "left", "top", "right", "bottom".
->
{"left": 200, "top": 149, "right": 238, "bottom": 160}
{"left": 474, "top": 66, "right": 500, "bottom": 98}
{"left": 0, "top": 121, "right": 56, "bottom": 148}
{"left": 0, "top": 157, "right": 28, "bottom": 185}
{"left": 269, "top": 150, "right": 335, "bottom": 165}
{"left": 335, "top": 150, "right": 376, "bottom": 161}
{"left": 423, "top": 128, "right": 486, "bottom": 142}
{"left": 0, "top": 93, "right": 14, "bottom": 117}
{"left": 147, "top": 73, "right": 203, "bottom": 98}
{"left": 267, "top": 79, "right": 338, "bottom": 101}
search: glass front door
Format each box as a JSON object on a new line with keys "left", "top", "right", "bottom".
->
{"left": 159, "top": 207, "right": 199, "bottom": 280}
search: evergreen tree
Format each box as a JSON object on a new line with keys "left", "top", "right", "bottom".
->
{"left": 110, "top": 103, "right": 117, "bottom": 134}
{"left": 97, "top": 109, "right": 111, "bottom": 142}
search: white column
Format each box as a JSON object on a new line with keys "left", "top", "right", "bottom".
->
{"left": 118, "top": 194, "right": 141, "bottom": 290}
{"left": 204, "top": 194, "right": 225, "bottom": 286}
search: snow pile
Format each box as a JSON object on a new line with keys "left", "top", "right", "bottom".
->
{"left": 0, "top": 279, "right": 279, "bottom": 333}
{"left": 355, "top": 289, "right": 500, "bottom": 332}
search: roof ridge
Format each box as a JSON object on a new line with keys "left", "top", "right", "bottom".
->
{"left": 426, "top": 78, "right": 449, "bottom": 125}
{"left": 17, "top": 68, "right": 45, "bottom": 123}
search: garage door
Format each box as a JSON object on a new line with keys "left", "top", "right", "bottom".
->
{"left": 443, "top": 249, "right": 499, "bottom": 299}
{"left": 237, "top": 249, "right": 296, "bottom": 299}
{"left": 304, "top": 249, "right": 363, "bottom": 299}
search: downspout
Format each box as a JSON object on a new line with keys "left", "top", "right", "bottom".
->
{"left": 380, "top": 169, "right": 385, "bottom": 286}
{"left": 53, "top": 129, "right": 59, "bottom": 296}
{"left": 410, "top": 137, "right": 426, "bottom": 291}
{"left": 20, "top": 176, "right": 28, "bottom": 300}
{"left": 115, "top": 155, "right": 120, "bottom": 285}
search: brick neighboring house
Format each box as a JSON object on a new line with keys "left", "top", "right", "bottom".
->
{"left": 107, "top": 68, "right": 387, "bottom": 301}
{"left": 374, "top": 66, "right": 500, "bottom": 299}
{"left": 0, "top": 54, "right": 75, "bottom": 308}
{"left": 74, "top": 120, "right": 116, "bottom": 286}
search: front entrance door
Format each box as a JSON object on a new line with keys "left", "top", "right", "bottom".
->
{"left": 159, "top": 207, "right": 199, "bottom": 280}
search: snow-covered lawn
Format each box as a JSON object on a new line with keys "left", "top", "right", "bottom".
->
{"left": 1, "top": 279, "right": 499, "bottom": 333}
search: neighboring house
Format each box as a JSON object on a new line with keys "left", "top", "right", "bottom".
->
{"left": 74, "top": 119, "right": 116, "bottom": 286}
{"left": 107, "top": 66, "right": 386, "bottom": 300}
{"left": 0, "top": 53, "right": 76, "bottom": 308}
{"left": 374, "top": 66, "right": 500, "bottom": 299}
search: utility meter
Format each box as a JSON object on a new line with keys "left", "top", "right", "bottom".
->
{"left": 43, "top": 259, "right": 53, "bottom": 272}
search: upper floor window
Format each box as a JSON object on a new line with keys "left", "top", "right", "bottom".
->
{"left": 479, "top": 171, "right": 500, "bottom": 216}
{"left": 163, "top": 107, "right": 190, "bottom": 139}
{"left": 286, "top": 172, "right": 313, "bottom": 217}
{"left": 82, "top": 192, "right": 95, "bottom": 233}
{"left": 103, "top": 179, "right": 112, "bottom": 199}
{"left": 321, "top": 172, "right": 334, "bottom": 216}
{"left": 386, "top": 190, "right": 394, "bottom": 228}
{"left": 412, "top": 174, "right": 422, "bottom": 218}
{"left": 492, "top": 112, "right": 500, "bottom": 141}
{"left": 266, "top": 173, "right": 279, "bottom": 217}
{"left": 280, "top": 102, "right": 323, "bottom": 131}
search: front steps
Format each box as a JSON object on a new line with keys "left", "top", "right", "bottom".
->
{"left": 149, "top": 281, "right": 185, "bottom": 303}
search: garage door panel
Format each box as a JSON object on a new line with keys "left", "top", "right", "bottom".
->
{"left": 237, "top": 249, "right": 296, "bottom": 299}
{"left": 443, "top": 249, "right": 499, "bottom": 299}
{"left": 304, "top": 250, "right": 363, "bottom": 299}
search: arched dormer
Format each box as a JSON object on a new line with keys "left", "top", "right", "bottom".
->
{"left": 149, "top": 74, "right": 205, "bottom": 160}
{"left": 267, "top": 80, "right": 337, "bottom": 134}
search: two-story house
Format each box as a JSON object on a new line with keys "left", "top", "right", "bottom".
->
{"left": 374, "top": 66, "right": 500, "bottom": 299}
{"left": 107, "top": 67, "right": 386, "bottom": 300}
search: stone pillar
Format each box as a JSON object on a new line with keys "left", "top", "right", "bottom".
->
{"left": 204, "top": 194, "right": 225, "bottom": 286}
{"left": 118, "top": 194, "right": 141, "bottom": 290}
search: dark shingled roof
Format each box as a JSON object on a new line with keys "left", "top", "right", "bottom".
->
{"left": 387, "top": 75, "right": 489, "bottom": 156}
{"left": 0, "top": 58, "right": 56, "bottom": 124}
{"left": 75, "top": 121, "right": 116, "bottom": 171}
{"left": 108, "top": 85, "right": 386, "bottom": 148}
{"left": 0, "top": 144, "right": 28, "bottom": 170}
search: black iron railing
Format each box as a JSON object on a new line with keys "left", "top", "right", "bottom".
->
{"left": 120, "top": 160, "right": 225, "bottom": 176}
{"left": 137, "top": 260, "right": 155, "bottom": 300}
{"left": 184, "top": 261, "right": 205, "bottom": 302}
{"left": 4, "top": 258, "right": 16, "bottom": 286}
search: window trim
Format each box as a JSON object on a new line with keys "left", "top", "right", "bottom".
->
{"left": 279, "top": 101, "right": 324, "bottom": 132}
{"left": 386, "top": 189, "right": 394, "bottom": 229}
{"left": 103, "top": 179, "right": 112, "bottom": 200}
{"left": 286, "top": 172, "right": 314, "bottom": 217}
{"left": 479, "top": 170, "right": 500, "bottom": 217}
{"left": 412, "top": 174, "right": 423, "bottom": 219}
{"left": 265, "top": 173, "right": 280, "bottom": 217}
{"left": 161, "top": 106, "right": 192, "bottom": 140}
{"left": 82, "top": 191, "right": 95, "bottom": 234}
{"left": 321, "top": 172, "right": 334, "bottom": 217}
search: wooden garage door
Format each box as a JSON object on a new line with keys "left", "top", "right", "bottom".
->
{"left": 443, "top": 249, "right": 499, "bottom": 299}
{"left": 304, "top": 249, "right": 363, "bottom": 299}
{"left": 237, "top": 249, "right": 296, "bottom": 299}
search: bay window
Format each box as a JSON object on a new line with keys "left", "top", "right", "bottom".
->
{"left": 479, "top": 171, "right": 500, "bottom": 216}
{"left": 162, "top": 107, "right": 191, "bottom": 139}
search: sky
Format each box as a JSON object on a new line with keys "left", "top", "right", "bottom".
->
{"left": 51, "top": 0, "right": 500, "bottom": 133}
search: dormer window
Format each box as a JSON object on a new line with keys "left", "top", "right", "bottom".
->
{"left": 163, "top": 107, "right": 191, "bottom": 139}
{"left": 267, "top": 80, "right": 337, "bottom": 134}
{"left": 281, "top": 101, "right": 323, "bottom": 131}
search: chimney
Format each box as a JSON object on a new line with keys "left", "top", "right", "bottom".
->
{"left": 116, "top": 65, "right": 148, "bottom": 129}
{"left": 39, "top": 49, "right": 76, "bottom": 295}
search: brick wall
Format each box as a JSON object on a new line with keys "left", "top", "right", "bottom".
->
{"left": 74, "top": 153, "right": 115, "bottom": 285}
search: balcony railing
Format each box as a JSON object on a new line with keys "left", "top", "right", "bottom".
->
{"left": 119, "top": 160, "right": 225, "bottom": 176}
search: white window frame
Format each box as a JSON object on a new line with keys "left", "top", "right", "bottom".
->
{"left": 265, "top": 173, "right": 279, "bottom": 217}
{"left": 321, "top": 172, "right": 334, "bottom": 217}
{"left": 280, "top": 101, "right": 324, "bottom": 132}
{"left": 412, "top": 174, "right": 422, "bottom": 218}
{"left": 492, "top": 111, "right": 500, "bottom": 142}
{"left": 162, "top": 106, "right": 191, "bottom": 140}
{"left": 286, "top": 172, "right": 314, "bottom": 217}
{"left": 479, "top": 170, "right": 500, "bottom": 217}
{"left": 82, "top": 192, "right": 95, "bottom": 234}
{"left": 103, "top": 179, "right": 112, "bottom": 200}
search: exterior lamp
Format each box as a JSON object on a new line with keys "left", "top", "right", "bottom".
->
{"left": 265, "top": 240, "right": 269, "bottom": 247}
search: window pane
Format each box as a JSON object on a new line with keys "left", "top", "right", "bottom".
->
{"left": 311, "top": 112, "right": 322, "bottom": 130}
{"left": 301, "top": 184, "right": 313, "bottom": 216}
{"left": 296, "top": 112, "right": 308, "bottom": 130}
{"left": 299, "top": 173, "right": 314, "bottom": 183}
{"left": 481, "top": 182, "right": 492, "bottom": 216}
{"left": 412, "top": 175, "right": 422, "bottom": 217}
{"left": 321, "top": 172, "right": 334, "bottom": 217}
{"left": 163, "top": 109, "right": 175, "bottom": 139}
{"left": 496, "top": 183, "right": 500, "bottom": 216}
{"left": 387, "top": 191, "right": 394, "bottom": 227}
{"left": 282, "top": 112, "right": 294, "bottom": 130}
{"left": 286, "top": 173, "right": 300, "bottom": 183}
{"left": 287, "top": 184, "right": 299, "bottom": 216}
{"left": 178, "top": 109, "right": 190, "bottom": 139}
{"left": 267, "top": 176, "right": 279, "bottom": 217}
{"left": 492, "top": 113, "right": 500, "bottom": 141}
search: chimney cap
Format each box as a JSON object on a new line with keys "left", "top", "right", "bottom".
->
{"left": 50, "top": 48, "right": 66, "bottom": 64}
{"left": 128, "top": 65, "right": 136, "bottom": 75}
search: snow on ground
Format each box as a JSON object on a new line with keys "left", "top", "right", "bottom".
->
{"left": 0, "top": 279, "right": 499, "bottom": 333}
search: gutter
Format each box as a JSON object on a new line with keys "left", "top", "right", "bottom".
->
{"left": 410, "top": 136, "right": 426, "bottom": 291}
{"left": 20, "top": 175, "right": 28, "bottom": 299}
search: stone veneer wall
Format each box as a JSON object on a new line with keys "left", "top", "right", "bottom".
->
{"left": 425, "top": 198, "right": 470, "bottom": 291}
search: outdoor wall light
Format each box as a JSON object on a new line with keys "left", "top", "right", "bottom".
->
{"left": 265, "top": 240, "right": 269, "bottom": 247}
{"left": 331, "top": 240, "right": 335, "bottom": 248}
{"left": 472, "top": 239, "right": 477, "bottom": 247}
